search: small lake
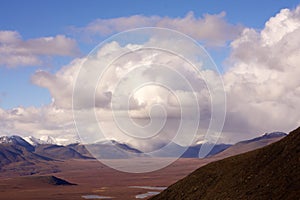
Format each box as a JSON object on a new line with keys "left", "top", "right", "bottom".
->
{"left": 135, "top": 191, "right": 160, "bottom": 199}
{"left": 129, "top": 186, "right": 167, "bottom": 199}
{"left": 82, "top": 195, "right": 114, "bottom": 199}
{"left": 129, "top": 186, "right": 167, "bottom": 190}
{"left": 81, "top": 186, "right": 167, "bottom": 199}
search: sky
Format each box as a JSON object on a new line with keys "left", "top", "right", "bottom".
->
{"left": 0, "top": 0, "right": 300, "bottom": 147}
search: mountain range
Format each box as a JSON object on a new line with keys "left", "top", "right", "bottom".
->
{"left": 212, "top": 132, "right": 287, "bottom": 159}
{"left": 0, "top": 130, "right": 293, "bottom": 199}
{"left": 0, "top": 132, "right": 286, "bottom": 161}
{"left": 0, "top": 135, "right": 93, "bottom": 176}
{"left": 0, "top": 131, "right": 287, "bottom": 176}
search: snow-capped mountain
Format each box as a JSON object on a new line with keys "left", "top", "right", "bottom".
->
{"left": 0, "top": 135, "right": 18, "bottom": 144}
{"left": 262, "top": 131, "right": 287, "bottom": 138}
{"left": 24, "top": 136, "right": 59, "bottom": 146}
{"left": 0, "top": 135, "right": 34, "bottom": 152}
{"left": 0, "top": 135, "right": 30, "bottom": 146}
{"left": 0, "top": 131, "right": 288, "bottom": 160}
{"left": 239, "top": 131, "right": 287, "bottom": 144}
{"left": 0, "top": 135, "right": 61, "bottom": 146}
{"left": 24, "top": 136, "right": 47, "bottom": 146}
{"left": 40, "top": 136, "right": 58, "bottom": 145}
{"left": 0, "top": 135, "right": 92, "bottom": 171}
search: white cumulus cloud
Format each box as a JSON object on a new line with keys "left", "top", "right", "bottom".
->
{"left": 222, "top": 5, "right": 300, "bottom": 142}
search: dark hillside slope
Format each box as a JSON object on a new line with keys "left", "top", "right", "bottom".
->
{"left": 151, "top": 127, "right": 300, "bottom": 200}
{"left": 34, "top": 144, "right": 91, "bottom": 160}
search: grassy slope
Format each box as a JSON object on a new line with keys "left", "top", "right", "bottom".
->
{"left": 151, "top": 127, "right": 300, "bottom": 200}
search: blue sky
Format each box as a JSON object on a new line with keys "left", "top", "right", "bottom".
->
{"left": 2, "top": 0, "right": 299, "bottom": 35}
{"left": 0, "top": 0, "right": 299, "bottom": 109}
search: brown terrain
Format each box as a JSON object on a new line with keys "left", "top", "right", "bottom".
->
{"left": 0, "top": 158, "right": 211, "bottom": 200}
{"left": 0, "top": 132, "right": 287, "bottom": 200}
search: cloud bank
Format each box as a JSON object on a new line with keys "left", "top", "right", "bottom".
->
{"left": 222, "top": 6, "right": 300, "bottom": 142}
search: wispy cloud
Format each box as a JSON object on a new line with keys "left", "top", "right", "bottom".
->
{"left": 73, "top": 12, "right": 243, "bottom": 47}
{"left": 0, "top": 31, "right": 80, "bottom": 68}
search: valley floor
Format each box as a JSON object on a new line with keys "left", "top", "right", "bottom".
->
{"left": 0, "top": 158, "right": 213, "bottom": 200}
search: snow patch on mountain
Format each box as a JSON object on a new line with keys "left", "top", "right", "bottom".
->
{"left": 24, "top": 135, "right": 60, "bottom": 146}
{"left": 0, "top": 135, "right": 28, "bottom": 145}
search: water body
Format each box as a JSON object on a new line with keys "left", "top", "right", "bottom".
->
{"left": 129, "top": 186, "right": 167, "bottom": 199}
{"left": 135, "top": 191, "right": 160, "bottom": 199}
{"left": 129, "top": 186, "right": 167, "bottom": 190}
{"left": 82, "top": 195, "right": 114, "bottom": 199}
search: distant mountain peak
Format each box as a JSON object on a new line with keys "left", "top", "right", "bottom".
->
{"left": 40, "top": 136, "right": 58, "bottom": 144}
{"left": 0, "top": 135, "right": 14, "bottom": 144}
{"left": 0, "top": 135, "right": 29, "bottom": 145}
{"left": 239, "top": 131, "right": 287, "bottom": 144}
{"left": 0, "top": 135, "right": 34, "bottom": 152}
{"left": 262, "top": 131, "right": 287, "bottom": 138}
{"left": 24, "top": 135, "right": 59, "bottom": 146}
{"left": 24, "top": 136, "right": 46, "bottom": 146}
{"left": 110, "top": 139, "right": 143, "bottom": 154}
